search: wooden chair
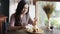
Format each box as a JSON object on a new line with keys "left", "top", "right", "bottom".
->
{"left": 0, "top": 15, "right": 7, "bottom": 34}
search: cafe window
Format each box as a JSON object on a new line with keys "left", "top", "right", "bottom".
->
{"left": 36, "top": 1, "right": 60, "bottom": 29}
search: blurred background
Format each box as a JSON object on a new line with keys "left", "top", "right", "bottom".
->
{"left": 0, "top": 0, "right": 9, "bottom": 22}
{"left": 36, "top": 1, "right": 60, "bottom": 29}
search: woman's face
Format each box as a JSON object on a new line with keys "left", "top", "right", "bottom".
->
{"left": 22, "top": 4, "right": 29, "bottom": 14}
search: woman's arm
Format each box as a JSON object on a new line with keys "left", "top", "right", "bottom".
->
{"left": 9, "top": 26, "right": 25, "bottom": 30}
{"left": 28, "top": 15, "right": 37, "bottom": 26}
{"left": 10, "top": 14, "right": 25, "bottom": 30}
{"left": 28, "top": 17, "right": 33, "bottom": 25}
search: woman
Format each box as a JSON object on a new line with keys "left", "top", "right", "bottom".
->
{"left": 10, "top": 0, "right": 36, "bottom": 30}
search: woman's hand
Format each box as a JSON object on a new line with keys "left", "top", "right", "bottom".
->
{"left": 33, "top": 17, "right": 37, "bottom": 26}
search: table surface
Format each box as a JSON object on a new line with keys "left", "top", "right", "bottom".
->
{"left": 7, "top": 28, "right": 60, "bottom": 34}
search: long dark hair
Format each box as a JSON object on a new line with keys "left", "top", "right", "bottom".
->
{"left": 15, "top": 0, "right": 29, "bottom": 26}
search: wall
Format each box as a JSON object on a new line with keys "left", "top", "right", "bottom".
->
{"left": 0, "top": 0, "right": 9, "bottom": 22}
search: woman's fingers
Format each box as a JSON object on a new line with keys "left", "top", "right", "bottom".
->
{"left": 34, "top": 17, "right": 37, "bottom": 22}
{"left": 33, "top": 17, "right": 38, "bottom": 26}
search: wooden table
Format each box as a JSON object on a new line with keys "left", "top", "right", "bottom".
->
{"left": 7, "top": 28, "right": 60, "bottom": 34}
{"left": 0, "top": 15, "right": 7, "bottom": 34}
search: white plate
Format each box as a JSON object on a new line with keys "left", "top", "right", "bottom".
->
{"left": 26, "top": 29, "right": 44, "bottom": 34}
